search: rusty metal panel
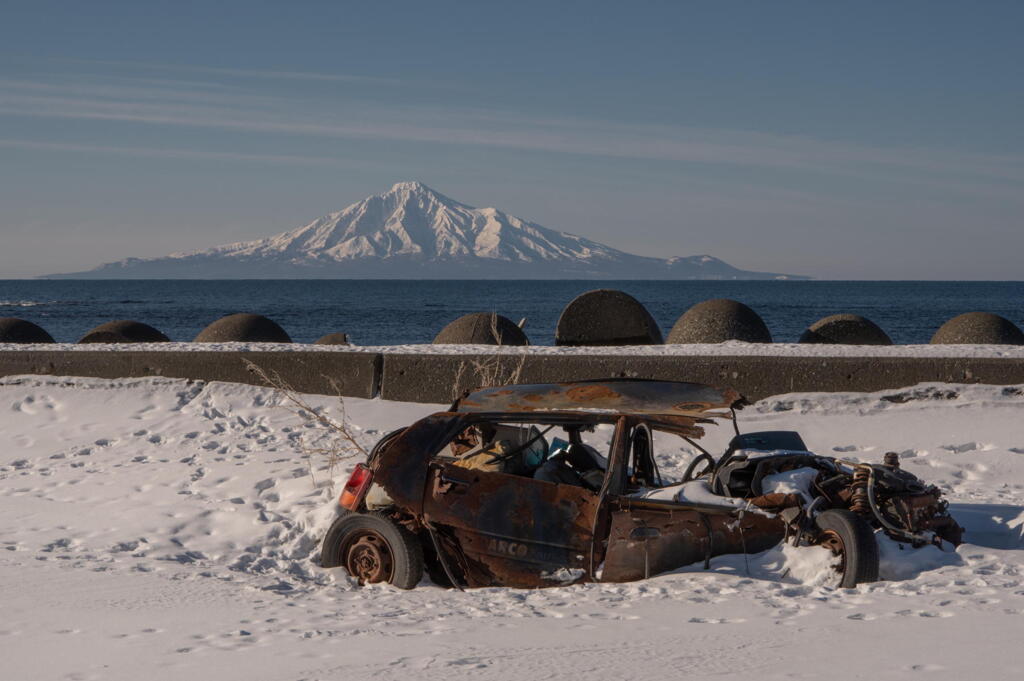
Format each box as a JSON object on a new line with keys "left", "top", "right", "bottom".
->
{"left": 424, "top": 463, "right": 600, "bottom": 588}
{"left": 704, "top": 512, "right": 785, "bottom": 556}
{"left": 747, "top": 492, "right": 804, "bottom": 510}
{"left": 372, "top": 413, "right": 462, "bottom": 515}
{"left": 600, "top": 505, "right": 785, "bottom": 582}
{"left": 601, "top": 508, "right": 709, "bottom": 582}
{"left": 454, "top": 380, "right": 740, "bottom": 419}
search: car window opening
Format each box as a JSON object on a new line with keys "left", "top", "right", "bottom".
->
{"left": 441, "top": 421, "right": 609, "bottom": 491}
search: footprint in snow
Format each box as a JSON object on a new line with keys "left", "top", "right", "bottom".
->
{"left": 846, "top": 612, "right": 876, "bottom": 621}
{"left": 41, "top": 538, "right": 75, "bottom": 553}
{"left": 11, "top": 396, "right": 57, "bottom": 414}
{"left": 687, "top": 617, "right": 744, "bottom": 624}
{"left": 941, "top": 442, "right": 995, "bottom": 454}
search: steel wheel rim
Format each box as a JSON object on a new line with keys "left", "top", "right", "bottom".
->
{"left": 343, "top": 531, "right": 395, "bottom": 584}
{"left": 818, "top": 529, "right": 847, "bottom": 585}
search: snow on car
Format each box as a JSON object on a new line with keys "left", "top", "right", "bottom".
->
{"left": 322, "top": 380, "right": 961, "bottom": 589}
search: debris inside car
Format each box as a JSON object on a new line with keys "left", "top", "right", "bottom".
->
{"left": 321, "top": 380, "right": 962, "bottom": 589}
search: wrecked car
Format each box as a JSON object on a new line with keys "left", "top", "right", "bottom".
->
{"left": 321, "top": 380, "right": 962, "bottom": 589}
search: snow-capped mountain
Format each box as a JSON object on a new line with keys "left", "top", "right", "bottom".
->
{"left": 46, "top": 182, "right": 805, "bottom": 279}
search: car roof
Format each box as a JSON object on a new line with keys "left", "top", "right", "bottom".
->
{"left": 452, "top": 379, "right": 741, "bottom": 420}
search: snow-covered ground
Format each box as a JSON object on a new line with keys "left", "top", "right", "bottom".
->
{"left": 2, "top": 376, "right": 1024, "bottom": 680}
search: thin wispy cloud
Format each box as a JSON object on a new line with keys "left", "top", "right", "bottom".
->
{"left": 51, "top": 56, "right": 401, "bottom": 85}
{"left": 0, "top": 138, "right": 351, "bottom": 166}
{"left": 1, "top": 75, "right": 1022, "bottom": 198}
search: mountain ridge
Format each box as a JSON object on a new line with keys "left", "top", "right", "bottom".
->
{"left": 44, "top": 181, "right": 807, "bottom": 280}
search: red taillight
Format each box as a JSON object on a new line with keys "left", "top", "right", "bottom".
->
{"left": 339, "top": 463, "right": 373, "bottom": 510}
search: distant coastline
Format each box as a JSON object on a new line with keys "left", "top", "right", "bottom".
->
{"left": 41, "top": 268, "right": 807, "bottom": 281}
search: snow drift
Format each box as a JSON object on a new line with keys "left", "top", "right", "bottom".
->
{"left": 3, "top": 376, "right": 1024, "bottom": 680}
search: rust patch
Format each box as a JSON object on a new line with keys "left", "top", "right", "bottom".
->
{"left": 423, "top": 462, "right": 599, "bottom": 588}
{"left": 600, "top": 499, "right": 785, "bottom": 583}
{"left": 747, "top": 492, "right": 803, "bottom": 510}
{"left": 565, "top": 385, "right": 620, "bottom": 402}
{"left": 453, "top": 380, "right": 741, "bottom": 420}
{"left": 373, "top": 413, "right": 462, "bottom": 516}
{"left": 672, "top": 402, "right": 710, "bottom": 413}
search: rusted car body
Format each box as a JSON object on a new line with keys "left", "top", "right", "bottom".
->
{"left": 322, "top": 379, "right": 960, "bottom": 589}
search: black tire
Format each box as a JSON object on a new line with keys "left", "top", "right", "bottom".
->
{"left": 813, "top": 509, "right": 879, "bottom": 588}
{"left": 319, "top": 508, "right": 352, "bottom": 568}
{"left": 320, "top": 511, "right": 424, "bottom": 589}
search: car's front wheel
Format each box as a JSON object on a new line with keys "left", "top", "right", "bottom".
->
{"left": 813, "top": 509, "right": 879, "bottom": 588}
{"left": 321, "top": 511, "right": 424, "bottom": 589}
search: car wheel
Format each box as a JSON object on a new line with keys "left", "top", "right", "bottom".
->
{"left": 319, "top": 509, "right": 351, "bottom": 569}
{"left": 813, "top": 509, "right": 879, "bottom": 588}
{"left": 321, "top": 511, "right": 424, "bottom": 589}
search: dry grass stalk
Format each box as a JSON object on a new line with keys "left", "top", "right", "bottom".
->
{"left": 243, "top": 360, "right": 368, "bottom": 488}
{"left": 450, "top": 315, "right": 528, "bottom": 401}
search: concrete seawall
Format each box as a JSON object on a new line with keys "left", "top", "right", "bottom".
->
{"left": 0, "top": 350, "right": 381, "bottom": 399}
{"left": 380, "top": 353, "right": 1024, "bottom": 403}
{"left": 2, "top": 349, "right": 1024, "bottom": 404}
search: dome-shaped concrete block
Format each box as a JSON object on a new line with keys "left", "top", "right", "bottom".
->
{"left": 433, "top": 313, "right": 529, "bottom": 345}
{"left": 78, "top": 320, "right": 170, "bottom": 344}
{"left": 193, "top": 313, "right": 292, "bottom": 343}
{"left": 667, "top": 299, "right": 772, "bottom": 344}
{"left": 555, "top": 290, "right": 662, "bottom": 346}
{"left": 930, "top": 312, "right": 1024, "bottom": 345}
{"left": 0, "top": 317, "right": 55, "bottom": 344}
{"left": 799, "top": 314, "right": 892, "bottom": 345}
{"left": 314, "top": 332, "right": 350, "bottom": 345}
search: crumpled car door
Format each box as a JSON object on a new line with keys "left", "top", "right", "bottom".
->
{"left": 424, "top": 463, "right": 600, "bottom": 588}
{"left": 599, "top": 499, "right": 785, "bottom": 582}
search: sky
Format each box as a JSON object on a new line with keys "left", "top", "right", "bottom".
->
{"left": 1, "top": 0, "right": 1021, "bottom": 279}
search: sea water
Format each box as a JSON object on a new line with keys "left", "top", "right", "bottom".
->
{"left": 1, "top": 280, "right": 1022, "bottom": 345}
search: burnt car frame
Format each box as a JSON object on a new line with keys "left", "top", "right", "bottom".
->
{"left": 321, "top": 380, "right": 961, "bottom": 589}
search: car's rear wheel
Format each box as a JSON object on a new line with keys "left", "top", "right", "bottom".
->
{"left": 321, "top": 512, "right": 424, "bottom": 589}
{"left": 813, "top": 509, "right": 879, "bottom": 588}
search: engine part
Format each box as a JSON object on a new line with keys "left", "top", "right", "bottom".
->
{"left": 850, "top": 465, "right": 870, "bottom": 515}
